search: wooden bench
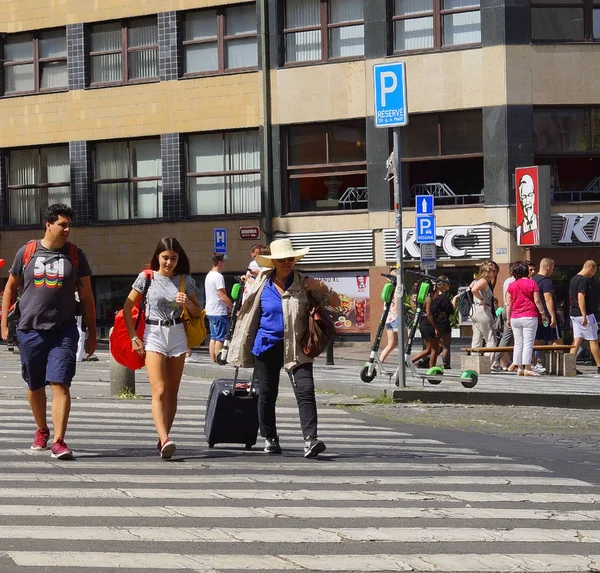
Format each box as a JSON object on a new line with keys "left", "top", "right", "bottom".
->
{"left": 460, "top": 345, "right": 575, "bottom": 376}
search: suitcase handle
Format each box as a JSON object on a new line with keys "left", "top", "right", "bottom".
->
{"left": 231, "top": 367, "right": 257, "bottom": 397}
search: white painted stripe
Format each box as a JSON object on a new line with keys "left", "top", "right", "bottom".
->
{"left": 2, "top": 505, "right": 600, "bottom": 521}
{"left": 0, "top": 438, "right": 445, "bottom": 448}
{"left": 2, "top": 525, "right": 600, "bottom": 543}
{"left": 8, "top": 551, "right": 600, "bottom": 571}
{"left": 0, "top": 460, "right": 524, "bottom": 471}
{"left": 0, "top": 430, "right": 416, "bottom": 443}
{"left": 0, "top": 488, "right": 595, "bottom": 502}
{"left": 0, "top": 474, "right": 582, "bottom": 486}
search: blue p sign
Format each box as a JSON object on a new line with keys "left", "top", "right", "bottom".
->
{"left": 373, "top": 62, "right": 408, "bottom": 128}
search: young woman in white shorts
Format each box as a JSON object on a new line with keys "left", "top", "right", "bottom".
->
{"left": 123, "top": 237, "right": 203, "bottom": 459}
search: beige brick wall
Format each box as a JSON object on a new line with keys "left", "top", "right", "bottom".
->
{"left": 0, "top": 73, "right": 261, "bottom": 147}
{"left": 0, "top": 0, "right": 252, "bottom": 32}
{"left": 0, "top": 220, "right": 264, "bottom": 278}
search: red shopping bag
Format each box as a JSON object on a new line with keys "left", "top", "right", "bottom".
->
{"left": 110, "top": 270, "right": 153, "bottom": 370}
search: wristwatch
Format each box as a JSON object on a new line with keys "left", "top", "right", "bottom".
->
{"left": 131, "top": 336, "right": 140, "bottom": 342}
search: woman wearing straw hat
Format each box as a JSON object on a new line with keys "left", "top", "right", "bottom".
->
{"left": 228, "top": 238, "right": 340, "bottom": 458}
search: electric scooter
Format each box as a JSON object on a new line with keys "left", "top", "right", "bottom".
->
{"left": 391, "top": 270, "right": 479, "bottom": 389}
{"left": 216, "top": 277, "right": 244, "bottom": 366}
{"left": 360, "top": 272, "right": 398, "bottom": 383}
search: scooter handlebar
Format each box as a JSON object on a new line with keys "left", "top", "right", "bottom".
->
{"left": 406, "top": 269, "right": 450, "bottom": 284}
{"left": 380, "top": 273, "right": 398, "bottom": 282}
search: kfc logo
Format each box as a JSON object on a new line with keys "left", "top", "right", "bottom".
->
{"left": 516, "top": 167, "right": 540, "bottom": 246}
{"left": 356, "top": 276, "right": 367, "bottom": 293}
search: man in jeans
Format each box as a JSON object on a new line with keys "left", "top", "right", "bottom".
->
{"left": 1, "top": 204, "right": 96, "bottom": 460}
{"left": 569, "top": 260, "right": 600, "bottom": 375}
{"left": 205, "top": 253, "right": 232, "bottom": 362}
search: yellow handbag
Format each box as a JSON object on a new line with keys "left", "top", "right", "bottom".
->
{"left": 180, "top": 276, "right": 207, "bottom": 348}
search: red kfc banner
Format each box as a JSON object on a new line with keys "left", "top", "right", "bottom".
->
{"left": 515, "top": 166, "right": 540, "bottom": 246}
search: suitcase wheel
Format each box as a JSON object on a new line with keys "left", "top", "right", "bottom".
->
{"left": 208, "top": 442, "right": 215, "bottom": 449}
{"left": 245, "top": 443, "right": 254, "bottom": 450}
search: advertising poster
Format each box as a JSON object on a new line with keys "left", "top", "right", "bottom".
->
{"left": 515, "top": 166, "right": 540, "bottom": 246}
{"left": 305, "top": 271, "right": 369, "bottom": 334}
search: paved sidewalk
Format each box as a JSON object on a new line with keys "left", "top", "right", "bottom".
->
{"left": 1, "top": 341, "right": 600, "bottom": 408}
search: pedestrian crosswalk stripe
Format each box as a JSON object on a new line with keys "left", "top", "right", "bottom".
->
{"left": 0, "top": 488, "right": 596, "bottom": 502}
{"left": 0, "top": 473, "right": 585, "bottom": 486}
{"left": 2, "top": 525, "right": 600, "bottom": 543}
{"left": 2, "top": 505, "right": 600, "bottom": 521}
{"left": 5, "top": 552, "right": 600, "bottom": 571}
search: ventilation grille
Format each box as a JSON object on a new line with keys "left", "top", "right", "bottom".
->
{"left": 274, "top": 230, "right": 374, "bottom": 265}
{"left": 382, "top": 226, "right": 492, "bottom": 262}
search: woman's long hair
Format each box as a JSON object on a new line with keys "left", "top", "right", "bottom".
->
{"left": 149, "top": 237, "right": 191, "bottom": 275}
{"left": 476, "top": 263, "right": 493, "bottom": 280}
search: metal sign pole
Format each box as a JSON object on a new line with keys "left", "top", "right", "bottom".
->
{"left": 393, "top": 128, "right": 406, "bottom": 387}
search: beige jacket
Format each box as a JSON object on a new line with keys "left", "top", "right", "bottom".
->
{"left": 228, "top": 269, "right": 326, "bottom": 372}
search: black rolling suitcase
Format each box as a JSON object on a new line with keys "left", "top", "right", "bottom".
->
{"left": 204, "top": 369, "right": 259, "bottom": 450}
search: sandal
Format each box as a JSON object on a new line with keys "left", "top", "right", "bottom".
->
{"left": 524, "top": 369, "right": 540, "bottom": 377}
{"left": 517, "top": 368, "right": 524, "bottom": 376}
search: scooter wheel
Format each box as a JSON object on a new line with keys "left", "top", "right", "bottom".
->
{"left": 360, "top": 365, "right": 377, "bottom": 383}
{"left": 216, "top": 354, "right": 227, "bottom": 366}
{"left": 460, "top": 370, "right": 478, "bottom": 388}
{"left": 426, "top": 366, "right": 443, "bottom": 385}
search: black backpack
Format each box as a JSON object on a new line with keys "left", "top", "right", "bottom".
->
{"left": 458, "top": 287, "right": 474, "bottom": 319}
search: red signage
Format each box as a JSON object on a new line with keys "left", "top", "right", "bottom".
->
{"left": 515, "top": 166, "right": 540, "bottom": 246}
{"left": 239, "top": 226, "right": 260, "bottom": 241}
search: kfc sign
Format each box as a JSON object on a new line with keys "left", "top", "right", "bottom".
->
{"left": 515, "top": 167, "right": 540, "bottom": 246}
{"left": 399, "top": 226, "right": 492, "bottom": 261}
{"left": 515, "top": 165, "right": 551, "bottom": 247}
{"left": 557, "top": 214, "right": 600, "bottom": 244}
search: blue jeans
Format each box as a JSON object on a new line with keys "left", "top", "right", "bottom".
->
{"left": 208, "top": 315, "right": 228, "bottom": 342}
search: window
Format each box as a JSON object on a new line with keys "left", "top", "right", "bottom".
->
{"left": 183, "top": 4, "right": 258, "bottom": 74}
{"left": 283, "top": 0, "right": 364, "bottom": 64}
{"left": 3, "top": 29, "right": 67, "bottom": 95}
{"left": 531, "top": 1, "right": 600, "bottom": 41}
{"left": 187, "top": 131, "right": 261, "bottom": 216}
{"left": 94, "top": 139, "right": 162, "bottom": 221}
{"left": 393, "top": 0, "right": 481, "bottom": 52}
{"left": 534, "top": 109, "right": 590, "bottom": 152}
{"left": 400, "top": 110, "right": 483, "bottom": 206}
{"left": 401, "top": 110, "right": 483, "bottom": 158}
{"left": 7, "top": 146, "right": 70, "bottom": 226}
{"left": 89, "top": 17, "right": 158, "bottom": 85}
{"left": 286, "top": 120, "right": 366, "bottom": 213}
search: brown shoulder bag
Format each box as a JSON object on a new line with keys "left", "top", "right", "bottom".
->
{"left": 302, "top": 290, "right": 336, "bottom": 358}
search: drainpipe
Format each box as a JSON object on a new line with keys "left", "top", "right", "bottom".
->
{"left": 260, "top": 0, "right": 274, "bottom": 242}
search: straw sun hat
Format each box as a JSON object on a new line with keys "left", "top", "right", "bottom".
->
{"left": 255, "top": 239, "right": 309, "bottom": 268}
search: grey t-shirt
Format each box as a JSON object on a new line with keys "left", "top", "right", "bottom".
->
{"left": 132, "top": 271, "right": 198, "bottom": 321}
{"left": 9, "top": 241, "right": 92, "bottom": 331}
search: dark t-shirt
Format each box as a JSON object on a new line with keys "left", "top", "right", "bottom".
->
{"left": 570, "top": 274, "right": 595, "bottom": 317}
{"left": 533, "top": 274, "right": 555, "bottom": 319}
{"left": 432, "top": 294, "right": 454, "bottom": 332}
{"left": 9, "top": 241, "right": 92, "bottom": 331}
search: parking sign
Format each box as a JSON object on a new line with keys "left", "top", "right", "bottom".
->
{"left": 373, "top": 62, "right": 408, "bottom": 128}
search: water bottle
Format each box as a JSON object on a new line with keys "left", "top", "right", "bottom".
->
{"left": 543, "top": 319, "right": 549, "bottom": 328}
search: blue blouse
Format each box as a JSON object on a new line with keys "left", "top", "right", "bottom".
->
{"left": 252, "top": 274, "right": 294, "bottom": 357}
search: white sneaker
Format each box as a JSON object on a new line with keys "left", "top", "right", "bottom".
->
{"left": 533, "top": 363, "right": 546, "bottom": 374}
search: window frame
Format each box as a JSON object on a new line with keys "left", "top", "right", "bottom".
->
{"left": 92, "top": 138, "right": 163, "bottom": 222}
{"left": 182, "top": 3, "right": 259, "bottom": 77}
{"left": 2, "top": 28, "right": 68, "bottom": 96}
{"left": 284, "top": 120, "right": 368, "bottom": 214}
{"left": 5, "top": 145, "right": 71, "bottom": 227}
{"left": 391, "top": 0, "right": 481, "bottom": 55}
{"left": 531, "top": 1, "right": 599, "bottom": 43}
{"left": 281, "top": 0, "right": 365, "bottom": 66}
{"left": 185, "top": 129, "right": 262, "bottom": 217}
{"left": 400, "top": 109, "right": 484, "bottom": 161}
{"left": 88, "top": 17, "right": 159, "bottom": 87}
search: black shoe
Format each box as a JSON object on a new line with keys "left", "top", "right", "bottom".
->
{"left": 304, "top": 438, "right": 326, "bottom": 459}
{"left": 443, "top": 364, "right": 451, "bottom": 370}
{"left": 264, "top": 438, "right": 282, "bottom": 454}
{"left": 576, "top": 369, "right": 583, "bottom": 375}
{"left": 417, "top": 358, "right": 430, "bottom": 368}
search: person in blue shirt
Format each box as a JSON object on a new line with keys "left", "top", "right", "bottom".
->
{"left": 228, "top": 239, "right": 340, "bottom": 458}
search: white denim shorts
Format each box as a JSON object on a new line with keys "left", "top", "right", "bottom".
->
{"left": 143, "top": 323, "right": 188, "bottom": 357}
{"left": 571, "top": 314, "right": 599, "bottom": 341}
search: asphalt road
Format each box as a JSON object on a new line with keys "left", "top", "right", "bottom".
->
{"left": 1, "top": 356, "right": 600, "bottom": 571}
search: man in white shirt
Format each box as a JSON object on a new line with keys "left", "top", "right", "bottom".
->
{"left": 205, "top": 253, "right": 232, "bottom": 362}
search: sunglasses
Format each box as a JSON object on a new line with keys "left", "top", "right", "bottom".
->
{"left": 275, "top": 257, "right": 295, "bottom": 263}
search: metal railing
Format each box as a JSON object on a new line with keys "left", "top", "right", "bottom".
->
{"left": 409, "top": 183, "right": 483, "bottom": 206}
{"left": 338, "top": 187, "right": 368, "bottom": 209}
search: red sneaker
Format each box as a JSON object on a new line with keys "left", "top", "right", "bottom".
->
{"left": 50, "top": 438, "right": 74, "bottom": 460}
{"left": 31, "top": 428, "right": 50, "bottom": 450}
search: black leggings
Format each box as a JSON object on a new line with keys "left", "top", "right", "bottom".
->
{"left": 253, "top": 342, "right": 318, "bottom": 441}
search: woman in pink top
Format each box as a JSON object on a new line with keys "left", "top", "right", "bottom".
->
{"left": 505, "top": 261, "right": 549, "bottom": 377}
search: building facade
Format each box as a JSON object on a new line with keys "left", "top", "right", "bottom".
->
{"left": 0, "top": 1, "right": 598, "bottom": 337}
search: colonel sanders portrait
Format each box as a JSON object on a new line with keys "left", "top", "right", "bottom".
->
{"left": 517, "top": 173, "right": 539, "bottom": 245}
